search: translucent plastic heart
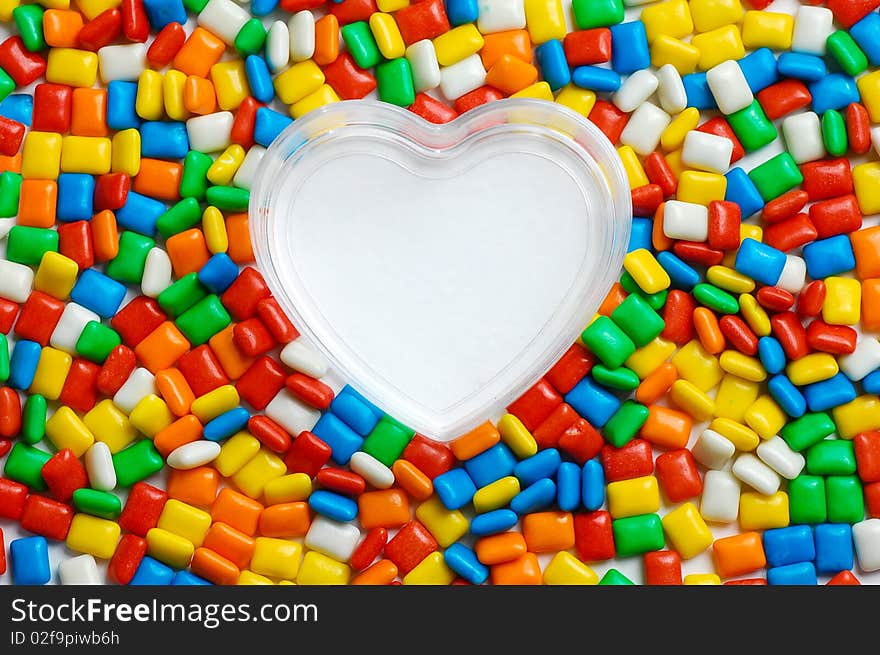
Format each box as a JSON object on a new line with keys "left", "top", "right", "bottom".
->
{"left": 250, "top": 100, "right": 631, "bottom": 441}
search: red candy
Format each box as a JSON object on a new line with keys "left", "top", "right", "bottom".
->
{"left": 0, "top": 298, "right": 18, "bottom": 333}
{"left": 697, "top": 117, "right": 744, "bottom": 163}
{"left": 545, "top": 343, "right": 594, "bottom": 394}
{"left": 119, "top": 481, "right": 168, "bottom": 537}
{"left": 321, "top": 53, "right": 377, "bottom": 99}
{"left": 855, "top": 431, "right": 880, "bottom": 483}
{"left": 797, "top": 280, "right": 826, "bottom": 318}
{"left": 801, "top": 159, "right": 854, "bottom": 201}
{"left": 97, "top": 344, "right": 137, "bottom": 396}
{"left": 94, "top": 173, "right": 130, "bottom": 211}
{"left": 58, "top": 358, "right": 100, "bottom": 412}
{"left": 384, "top": 520, "right": 438, "bottom": 575}
{"left": 41, "top": 448, "right": 88, "bottom": 503}
{"left": 827, "top": 570, "right": 861, "bottom": 585}
{"left": 644, "top": 550, "right": 683, "bottom": 585}
{"left": 655, "top": 449, "right": 703, "bottom": 502}
{"left": 14, "top": 291, "right": 65, "bottom": 345}
{"left": 0, "top": 527, "right": 5, "bottom": 575}
{"left": 256, "top": 297, "right": 299, "bottom": 343}
{"left": 805, "top": 320, "right": 857, "bottom": 355}
{"left": 232, "top": 317, "right": 276, "bottom": 357}
{"left": 574, "top": 511, "right": 615, "bottom": 561}
{"left": 661, "top": 289, "right": 696, "bottom": 345}
{"left": 236, "top": 356, "right": 286, "bottom": 410}
{"left": 0, "top": 387, "right": 21, "bottom": 438}
{"left": 827, "top": 0, "right": 880, "bottom": 28}
{"left": 506, "top": 378, "right": 563, "bottom": 432}
{"left": 563, "top": 28, "right": 612, "bottom": 65}
{"left": 672, "top": 241, "right": 724, "bottom": 266}
{"left": 57, "top": 221, "right": 95, "bottom": 271}
{"left": 230, "top": 96, "right": 261, "bottom": 150}
{"left": 109, "top": 534, "right": 147, "bottom": 584}
{"left": 809, "top": 195, "right": 862, "bottom": 239}
{"left": 32, "top": 83, "right": 72, "bottom": 133}
{"left": 121, "top": 0, "right": 150, "bottom": 42}
{"left": 707, "top": 200, "right": 741, "bottom": 251}
{"left": 283, "top": 430, "right": 331, "bottom": 476}
{"left": 221, "top": 267, "right": 271, "bottom": 321}
{"left": 632, "top": 184, "right": 664, "bottom": 217}
{"left": 409, "top": 93, "right": 459, "bottom": 124}
{"left": 316, "top": 468, "right": 366, "bottom": 496}
{"left": 20, "top": 494, "right": 74, "bottom": 541}
{"left": 763, "top": 213, "right": 818, "bottom": 252}
{"left": 0, "top": 116, "right": 25, "bottom": 156}
{"left": 453, "top": 85, "right": 503, "bottom": 114}
{"left": 248, "top": 415, "right": 292, "bottom": 453}
{"left": 557, "top": 418, "right": 604, "bottom": 464}
{"left": 78, "top": 8, "right": 123, "bottom": 51}
{"left": 756, "top": 79, "right": 811, "bottom": 120}
{"left": 601, "top": 438, "right": 653, "bottom": 482}
{"left": 329, "top": 0, "right": 380, "bottom": 25}
{"left": 350, "top": 527, "right": 388, "bottom": 571}
{"left": 770, "top": 311, "right": 810, "bottom": 360}
{"left": 847, "top": 103, "right": 872, "bottom": 155}
{"left": 0, "top": 37, "right": 47, "bottom": 86}
{"left": 588, "top": 100, "right": 628, "bottom": 144}
{"left": 0, "top": 477, "right": 28, "bottom": 519}
{"left": 756, "top": 287, "right": 795, "bottom": 313}
{"left": 110, "top": 295, "right": 167, "bottom": 346}
{"left": 402, "top": 434, "right": 454, "bottom": 479}
{"left": 762, "top": 189, "right": 809, "bottom": 224}
{"left": 146, "top": 21, "right": 186, "bottom": 68}
{"left": 643, "top": 151, "right": 677, "bottom": 196}
{"left": 177, "top": 344, "right": 230, "bottom": 396}
{"left": 285, "top": 372, "right": 335, "bottom": 410}
{"left": 866, "top": 482, "right": 880, "bottom": 518}
{"left": 532, "top": 403, "right": 579, "bottom": 449}
{"left": 393, "top": 0, "right": 449, "bottom": 44}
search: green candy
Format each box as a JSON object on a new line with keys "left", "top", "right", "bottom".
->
{"left": 619, "top": 272, "right": 667, "bottom": 310}
{"left": 610, "top": 293, "right": 664, "bottom": 347}
{"left": 235, "top": 18, "right": 267, "bottom": 57}
{"left": 105, "top": 231, "right": 155, "bottom": 284}
{"left": 788, "top": 475, "right": 827, "bottom": 524}
{"left": 0, "top": 68, "right": 14, "bottom": 103}
{"left": 183, "top": 0, "right": 210, "bottom": 12}
{"left": 12, "top": 4, "right": 44, "bottom": 52}
{"left": 76, "top": 320, "right": 122, "bottom": 363}
{"left": 806, "top": 439, "right": 856, "bottom": 476}
{"left": 157, "top": 197, "right": 203, "bottom": 237}
{"left": 180, "top": 151, "right": 214, "bottom": 200}
{"left": 113, "top": 440, "right": 164, "bottom": 487}
{"left": 4, "top": 443, "right": 51, "bottom": 490}
{"left": 206, "top": 185, "right": 249, "bottom": 211}
{"left": 361, "top": 417, "right": 415, "bottom": 467}
{"left": 73, "top": 488, "right": 123, "bottom": 520}
{"left": 0, "top": 333, "right": 8, "bottom": 382}
{"left": 692, "top": 283, "right": 739, "bottom": 314}
{"left": 826, "top": 30, "right": 868, "bottom": 77}
{"left": 825, "top": 475, "right": 865, "bottom": 524}
{"left": 591, "top": 365, "right": 640, "bottom": 391}
{"left": 341, "top": 21, "right": 383, "bottom": 69}
{"left": 602, "top": 400, "right": 649, "bottom": 448}
{"left": 598, "top": 568, "right": 635, "bottom": 585}
{"left": 157, "top": 272, "right": 208, "bottom": 317}
{"left": 821, "top": 109, "right": 848, "bottom": 157}
{"left": 5, "top": 225, "right": 58, "bottom": 265}
{"left": 376, "top": 58, "right": 415, "bottom": 107}
{"left": 176, "top": 295, "right": 232, "bottom": 346}
{"left": 748, "top": 152, "right": 804, "bottom": 202}
{"left": 21, "top": 394, "right": 47, "bottom": 445}
{"left": 0, "top": 171, "right": 22, "bottom": 217}
{"left": 572, "top": 0, "right": 624, "bottom": 29}
{"left": 581, "top": 316, "right": 636, "bottom": 369}
{"left": 780, "top": 412, "right": 835, "bottom": 451}
{"left": 612, "top": 513, "right": 665, "bottom": 557}
{"left": 727, "top": 99, "right": 777, "bottom": 152}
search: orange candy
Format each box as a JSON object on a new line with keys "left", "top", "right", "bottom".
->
{"left": 694, "top": 307, "right": 725, "bottom": 354}
{"left": 70, "top": 88, "right": 108, "bottom": 137}
{"left": 211, "top": 488, "right": 264, "bottom": 536}
{"left": 208, "top": 324, "right": 255, "bottom": 379}
{"left": 225, "top": 213, "right": 254, "bottom": 264}
{"left": 652, "top": 203, "right": 674, "bottom": 251}
{"left": 17, "top": 179, "right": 57, "bottom": 228}
{"left": 313, "top": 15, "right": 340, "bottom": 66}
{"left": 712, "top": 532, "right": 767, "bottom": 578}
{"left": 202, "top": 522, "right": 255, "bottom": 569}
{"left": 165, "top": 228, "right": 211, "bottom": 277}
{"left": 862, "top": 279, "right": 880, "bottom": 331}
{"left": 451, "top": 421, "right": 500, "bottom": 460}
{"left": 851, "top": 225, "right": 880, "bottom": 281}
{"left": 521, "top": 511, "right": 575, "bottom": 553}
{"left": 485, "top": 55, "right": 539, "bottom": 94}
{"left": 352, "top": 559, "right": 398, "bottom": 585}
{"left": 155, "top": 368, "right": 196, "bottom": 417}
{"left": 173, "top": 27, "right": 226, "bottom": 78}
{"left": 475, "top": 532, "right": 528, "bottom": 565}
{"left": 258, "top": 502, "right": 311, "bottom": 538}
{"left": 480, "top": 29, "right": 532, "bottom": 69}
{"left": 0, "top": 153, "right": 22, "bottom": 174}
{"left": 153, "top": 414, "right": 203, "bottom": 457}
{"left": 490, "top": 553, "right": 542, "bottom": 585}
{"left": 598, "top": 282, "right": 628, "bottom": 316}
{"left": 43, "top": 10, "right": 85, "bottom": 48}
{"left": 636, "top": 362, "right": 678, "bottom": 404}
{"left": 191, "top": 547, "right": 240, "bottom": 585}
{"left": 132, "top": 158, "right": 182, "bottom": 201}
{"left": 91, "top": 209, "right": 119, "bottom": 262}
{"left": 134, "top": 321, "right": 191, "bottom": 373}
{"left": 358, "top": 489, "right": 411, "bottom": 530}
{"left": 391, "top": 460, "right": 433, "bottom": 501}
{"left": 183, "top": 75, "right": 217, "bottom": 115}
{"left": 641, "top": 404, "right": 692, "bottom": 449}
{"left": 166, "top": 466, "right": 220, "bottom": 507}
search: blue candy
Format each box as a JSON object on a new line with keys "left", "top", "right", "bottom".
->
{"left": 767, "top": 561, "right": 817, "bottom": 585}
{"left": 328, "top": 386, "right": 382, "bottom": 435}
{"left": 851, "top": 12, "right": 880, "bottom": 66}
{"left": 609, "top": 21, "right": 649, "bottom": 74}
{"left": 536, "top": 40, "right": 571, "bottom": 91}
{"left": 443, "top": 543, "right": 489, "bottom": 584}
{"left": 251, "top": 0, "right": 280, "bottom": 15}
{"left": 107, "top": 81, "right": 140, "bottom": 130}
{"left": 813, "top": 524, "right": 854, "bottom": 574}
{"left": 763, "top": 525, "right": 815, "bottom": 567}
{"left": 556, "top": 462, "right": 581, "bottom": 512}
{"left": 56, "top": 173, "right": 95, "bottom": 222}
{"left": 70, "top": 269, "right": 127, "bottom": 318}
{"left": 510, "top": 478, "right": 557, "bottom": 514}
{"left": 311, "top": 412, "right": 364, "bottom": 465}
{"left": 203, "top": 407, "right": 250, "bottom": 441}
{"left": 776, "top": 52, "right": 827, "bottom": 81}
{"left": 582, "top": 458, "right": 605, "bottom": 511}
{"left": 657, "top": 251, "right": 699, "bottom": 290}
{"left": 245, "top": 55, "right": 275, "bottom": 104}
{"left": 862, "top": 369, "right": 880, "bottom": 395}
{"left": 140, "top": 121, "right": 189, "bottom": 159}
{"left": 434, "top": 468, "right": 477, "bottom": 510}
{"left": 725, "top": 167, "right": 764, "bottom": 219}
{"left": 682, "top": 72, "right": 717, "bottom": 110}
{"left": 444, "top": 0, "right": 478, "bottom": 25}
{"left": 116, "top": 191, "right": 166, "bottom": 236}
{"left": 738, "top": 48, "right": 779, "bottom": 92}
{"left": 172, "top": 570, "right": 212, "bottom": 585}
{"left": 464, "top": 443, "right": 517, "bottom": 487}
{"left": 308, "top": 489, "right": 358, "bottom": 522}
{"left": 470, "top": 509, "right": 518, "bottom": 536}
{"left": 10, "top": 536, "right": 51, "bottom": 585}
{"left": 514, "top": 448, "right": 561, "bottom": 487}
{"left": 628, "top": 218, "right": 653, "bottom": 250}
{"left": 768, "top": 375, "right": 807, "bottom": 418}
{"left": 198, "top": 253, "right": 240, "bottom": 293}
{"left": 130, "top": 556, "right": 175, "bottom": 585}
{"left": 9, "top": 340, "right": 41, "bottom": 390}
{"left": 758, "top": 337, "right": 786, "bottom": 375}
{"left": 0, "top": 93, "right": 33, "bottom": 126}
{"left": 254, "top": 107, "right": 293, "bottom": 147}
{"left": 803, "top": 235, "right": 856, "bottom": 279}
{"left": 142, "top": 0, "right": 187, "bottom": 30}
{"left": 734, "top": 238, "right": 786, "bottom": 286}
{"left": 803, "top": 373, "right": 857, "bottom": 412}
{"left": 571, "top": 66, "right": 621, "bottom": 92}
{"left": 565, "top": 377, "right": 621, "bottom": 428}
{"left": 809, "top": 74, "right": 860, "bottom": 115}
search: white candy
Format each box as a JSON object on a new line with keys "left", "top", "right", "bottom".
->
{"left": 232, "top": 145, "right": 266, "bottom": 191}
{"left": 705, "top": 60, "right": 753, "bottom": 115}
{"left": 58, "top": 555, "right": 101, "bottom": 585}
{"left": 613, "top": 69, "right": 658, "bottom": 113}
{"left": 681, "top": 131, "right": 733, "bottom": 174}
{"left": 782, "top": 112, "right": 825, "bottom": 164}
{"left": 113, "top": 367, "right": 156, "bottom": 414}
{"left": 198, "top": 0, "right": 250, "bottom": 45}
{"left": 304, "top": 517, "right": 361, "bottom": 561}
{"left": 50, "top": 303, "right": 100, "bottom": 353}
{"left": 700, "top": 470, "right": 740, "bottom": 523}
{"left": 0, "top": 260, "right": 34, "bottom": 303}
{"left": 619, "top": 101, "right": 670, "bottom": 156}
{"left": 141, "top": 247, "right": 172, "bottom": 298}
{"left": 0, "top": 217, "right": 14, "bottom": 239}
{"left": 731, "top": 453, "right": 781, "bottom": 496}
{"left": 756, "top": 436, "right": 805, "bottom": 480}
{"left": 839, "top": 337, "right": 880, "bottom": 381}
{"left": 776, "top": 255, "right": 806, "bottom": 294}
{"left": 350, "top": 451, "right": 395, "bottom": 489}
{"left": 872, "top": 125, "right": 880, "bottom": 157}
{"left": 439, "top": 54, "right": 487, "bottom": 100}
{"left": 792, "top": 5, "right": 834, "bottom": 56}
{"left": 477, "top": 0, "right": 526, "bottom": 34}
{"left": 656, "top": 64, "right": 687, "bottom": 115}
{"left": 280, "top": 340, "right": 329, "bottom": 377}
{"left": 853, "top": 519, "right": 880, "bottom": 572}
{"left": 186, "top": 111, "right": 234, "bottom": 153}
{"left": 289, "top": 11, "right": 316, "bottom": 63}
{"left": 168, "top": 440, "right": 222, "bottom": 470}
{"left": 692, "top": 429, "right": 736, "bottom": 470}
{"left": 663, "top": 200, "right": 709, "bottom": 241}
{"left": 265, "top": 390, "right": 321, "bottom": 435}
{"left": 85, "top": 441, "right": 117, "bottom": 491}
{"left": 266, "top": 21, "right": 290, "bottom": 73}
{"left": 98, "top": 43, "right": 147, "bottom": 83}
{"left": 406, "top": 40, "right": 441, "bottom": 93}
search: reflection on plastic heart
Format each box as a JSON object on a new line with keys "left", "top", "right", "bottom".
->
{"left": 250, "top": 100, "right": 631, "bottom": 441}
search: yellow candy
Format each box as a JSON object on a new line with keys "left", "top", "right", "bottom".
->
{"left": 641, "top": 0, "right": 694, "bottom": 43}
{"left": 676, "top": 170, "right": 727, "bottom": 205}
{"left": 232, "top": 448, "right": 286, "bottom": 498}
{"left": 744, "top": 395, "right": 786, "bottom": 440}
{"left": 202, "top": 206, "right": 229, "bottom": 254}
{"left": 214, "top": 431, "right": 261, "bottom": 477}
{"left": 662, "top": 502, "right": 713, "bottom": 559}
{"left": 857, "top": 70, "right": 880, "bottom": 123}
{"left": 741, "top": 10, "right": 793, "bottom": 50}
{"left": 786, "top": 352, "right": 839, "bottom": 386}
{"left": 739, "top": 491, "right": 789, "bottom": 530}
{"left": 60, "top": 136, "right": 112, "bottom": 175}
{"left": 30, "top": 347, "right": 72, "bottom": 400}
{"left": 291, "top": 84, "right": 340, "bottom": 119}
{"left": 191, "top": 384, "right": 240, "bottom": 422}
{"left": 46, "top": 48, "right": 98, "bottom": 87}
{"left": 555, "top": 85, "right": 596, "bottom": 117}
{"left": 403, "top": 552, "right": 455, "bottom": 585}
{"left": 822, "top": 277, "right": 861, "bottom": 326}
{"left": 739, "top": 293, "right": 771, "bottom": 337}
{"left": 607, "top": 475, "right": 660, "bottom": 518}
{"left": 83, "top": 399, "right": 137, "bottom": 453}
{"left": 433, "top": 24, "right": 483, "bottom": 66}
{"left": 710, "top": 417, "right": 760, "bottom": 452}
{"left": 376, "top": 0, "right": 408, "bottom": 10}
{"left": 853, "top": 162, "right": 880, "bottom": 215}
{"left": 714, "top": 374, "right": 759, "bottom": 422}
{"left": 706, "top": 266, "right": 754, "bottom": 294}
{"left": 651, "top": 35, "right": 700, "bottom": 75}
{"left": 684, "top": 573, "right": 721, "bottom": 585}
{"left": 264, "top": 473, "right": 313, "bottom": 505}
{"left": 157, "top": 499, "right": 211, "bottom": 547}
{"left": 832, "top": 396, "right": 880, "bottom": 439}
{"left": 128, "top": 394, "right": 175, "bottom": 437}
{"left": 415, "top": 497, "right": 469, "bottom": 547}
{"left": 273, "top": 60, "right": 325, "bottom": 105}
{"left": 76, "top": 0, "right": 120, "bottom": 19}
{"left": 692, "top": 25, "right": 746, "bottom": 70}
{"left": 473, "top": 476, "right": 521, "bottom": 513}
{"left": 207, "top": 144, "right": 246, "bottom": 186}
{"left": 211, "top": 60, "right": 249, "bottom": 111}
{"left": 523, "top": 0, "right": 566, "bottom": 44}
{"left": 21, "top": 131, "right": 62, "bottom": 179}
{"left": 690, "top": 0, "right": 744, "bottom": 33}
{"left": 542, "top": 552, "right": 598, "bottom": 585}
{"left": 623, "top": 249, "right": 671, "bottom": 295}
{"left": 661, "top": 107, "right": 701, "bottom": 152}
{"left": 370, "top": 13, "right": 407, "bottom": 60}
{"left": 0, "top": 0, "right": 20, "bottom": 21}
{"left": 45, "top": 405, "right": 94, "bottom": 456}
{"left": 66, "top": 514, "right": 120, "bottom": 559}
{"left": 669, "top": 379, "right": 716, "bottom": 421}
{"left": 625, "top": 337, "right": 676, "bottom": 379}
{"left": 664, "top": 148, "right": 687, "bottom": 178}
{"left": 111, "top": 128, "right": 141, "bottom": 176}
{"left": 618, "top": 145, "right": 650, "bottom": 189}
{"left": 34, "top": 252, "right": 78, "bottom": 300}
{"left": 146, "top": 528, "right": 195, "bottom": 569}
{"left": 39, "top": 0, "right": 70, "bottom": 7}
{"left": 719, "top": 350, "right": 766, "bottom": 382}
{"left": 135, "top": 69, "right": 164, "bottom": 120}
{"left": 296, "top": 551, "right": 350, "bottom": 585}
{"left": 511, "top": 81, "right": 554, "bottom": 101}
{"left": 497, "top": 413, "right": 537, "bottom": 459}
{"left": 251, "top": 537, "right": 304, "bottom": 580}
{"left": 671, "top": 340, "right": 722, "bottom": 391}
{"left": 238, "top": 570, "right": 274, "bottom": 585}
{"left": 162, "top": 69, "right": 190, "bottom": 122}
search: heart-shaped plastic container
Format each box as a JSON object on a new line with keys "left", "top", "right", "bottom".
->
{"left": 250, "top": 99, "right": 631, "bottom": 441}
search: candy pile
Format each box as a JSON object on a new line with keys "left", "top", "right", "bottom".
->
{"left": 3, "top": 0, "right": 880, "bottom": 586}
